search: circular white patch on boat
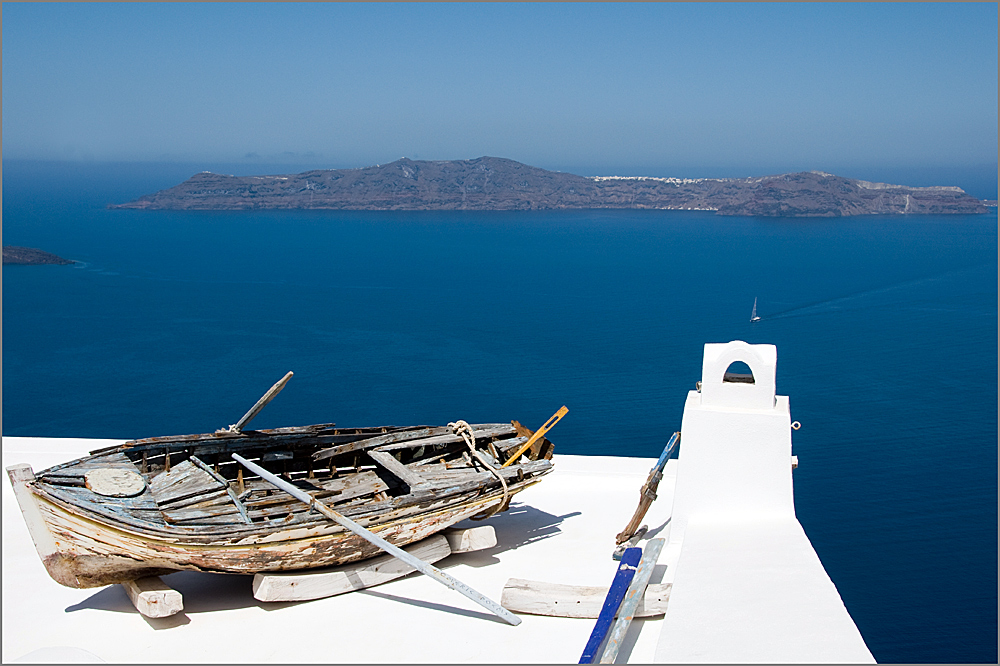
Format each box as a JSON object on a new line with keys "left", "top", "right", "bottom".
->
{"left": 84, "top": 468, "right": 146, "bottom": 497}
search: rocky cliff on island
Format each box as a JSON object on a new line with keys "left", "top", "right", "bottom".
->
{"left": 111, "top": 157, "right": 989, "bottom": 217}
{"left": 3, "top": 246, "right": 75, "bottom": 265}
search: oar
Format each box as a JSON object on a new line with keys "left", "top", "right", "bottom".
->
{"left": 614, "top": 432, "right": 679, "bottom": 550}
{"left": 231, "top": 453, "right": 521, "bottom": 626}
{"left": 223, "top": 371, "right": 293, "bottom": 434}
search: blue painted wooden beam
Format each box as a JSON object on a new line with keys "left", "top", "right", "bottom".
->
{"left": 600, "top": 538, "right": 666, "bottom": 663}
{"left": 579, "top": 547, "right": 642, "bottom": 663}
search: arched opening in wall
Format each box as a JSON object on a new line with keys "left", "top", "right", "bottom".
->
{"left": 723, "top": 361, "right": 755, "bottom": 384}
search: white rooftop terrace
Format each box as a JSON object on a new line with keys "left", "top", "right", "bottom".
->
{"left": 6, "top": 443, "right": 676, "bottom": 663}
{"left": 3, "top": 341, "right": 875, "bottom": 664}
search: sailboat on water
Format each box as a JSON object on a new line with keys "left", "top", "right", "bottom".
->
{"left": 750, "top": 298, "right": 761, "bottom": 322}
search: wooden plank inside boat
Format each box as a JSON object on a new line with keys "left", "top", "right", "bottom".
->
{"left": 149, "top": 460, "right": 225, "bottom": 505}
{"left": 39, "top": 452, "right": 141, "bottom": 479}
{"left": 367, "top": 450, "right": 432, "bottom": 492}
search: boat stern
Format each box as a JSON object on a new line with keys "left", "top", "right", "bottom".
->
{"left": 6, "top": 464, "right": 174, "bottom": 588}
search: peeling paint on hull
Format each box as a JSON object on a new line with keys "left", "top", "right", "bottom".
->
{"left": 29, "top": 478, "right": 544, "bottom": 588}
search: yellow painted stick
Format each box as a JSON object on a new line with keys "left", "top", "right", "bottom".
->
{"left": 501, "top": 405, "right": 569, "bottom": 468}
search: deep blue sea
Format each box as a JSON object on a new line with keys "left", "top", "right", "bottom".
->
{"left": 3, "top": 161, "right": 997, "bottom": 663}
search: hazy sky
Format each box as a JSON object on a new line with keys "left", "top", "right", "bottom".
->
{"left": 3, "top": 3, "right": 997, "bottom": 174}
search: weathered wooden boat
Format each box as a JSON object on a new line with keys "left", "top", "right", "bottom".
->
{"left": 7, "top": 416, "right": 558, "bottom": 590}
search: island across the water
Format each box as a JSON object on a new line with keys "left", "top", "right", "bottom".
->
{"left": 111, "top": 157, "right": 989, "bottom": 217}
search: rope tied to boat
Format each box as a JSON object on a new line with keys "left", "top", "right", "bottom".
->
{"left": 449, "top": 420, "right": 509, "bottom": 520}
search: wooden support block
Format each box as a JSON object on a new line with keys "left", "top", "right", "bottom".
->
{"left": 252, "top": 534, "right": 452, "bottom": 602}
{"left": 501, "top": 578, "right": 672, "bottom": 619}
{"left": 121, "top": 576, "right": 184, "bottom": 618}
{"left": 442, "top": 525, "right": 497, "bottom": 553}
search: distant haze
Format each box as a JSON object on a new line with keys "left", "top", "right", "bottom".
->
{"left": 3, "top": 4, "right": 997, "bottom": 176}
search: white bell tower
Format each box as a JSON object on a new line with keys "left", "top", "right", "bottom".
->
{"left": 668, "top": 340, "right": 795, "bottom": 546}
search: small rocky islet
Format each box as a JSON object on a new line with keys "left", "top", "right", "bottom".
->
{"left": 110, "top": 156, "right": 990, "bottom": 217}
{"left": 3, "top": 246, "right": 76, "bottom": 265}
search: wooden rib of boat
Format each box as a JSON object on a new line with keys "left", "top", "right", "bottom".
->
{"left": 7, "top": 420, "right": 556, "bottom": 589}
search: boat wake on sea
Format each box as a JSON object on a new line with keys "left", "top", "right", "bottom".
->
{"left": 763, "top": 264, "right": 993, "bottom": 321}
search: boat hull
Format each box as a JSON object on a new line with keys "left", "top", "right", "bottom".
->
{"left": 8, "top": 419, "right": 557, "bottom": 589}
{"left": 26, "top": 479, "right": 539, "bottom": 588}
